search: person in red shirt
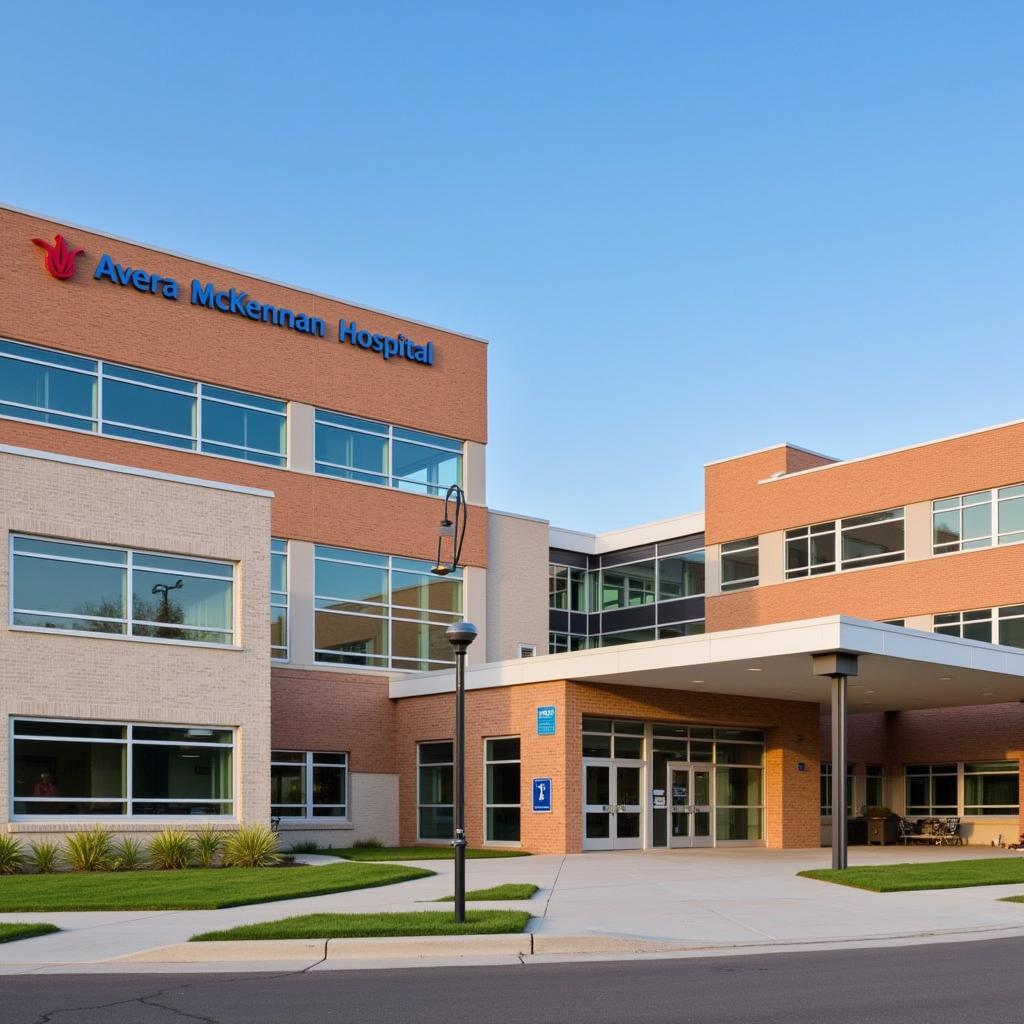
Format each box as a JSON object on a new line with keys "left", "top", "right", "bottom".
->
{"left": 33, "top": 772, "right": 59, "bottom": 798}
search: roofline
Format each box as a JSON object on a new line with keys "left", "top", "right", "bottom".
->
{"left": 488, "top": 507, "right": 550, "bottom": 526}
{"left": 758, "top": 415, "right": 1024, "bottom": 486}
{"left": 550, "top": 510, "right": 706, "bottom": 555}
{"left": 2, "top": 203, "right": 489, "bottom": 346}
{"left": 704, "top": 442, "right": 836, "bottom": 468}
{"left": 0, "top": 444, "right": 275, "bottom": 498}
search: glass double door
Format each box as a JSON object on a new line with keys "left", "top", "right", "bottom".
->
{"left": 668, "top": 763, "right": 714, "bottom": 848}
{"left": 583, "top": 759, "right": 643, "bottom": 850}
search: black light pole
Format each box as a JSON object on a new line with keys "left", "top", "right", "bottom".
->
{"left": 430, "top": 483, "right": 476, "bottom": 923}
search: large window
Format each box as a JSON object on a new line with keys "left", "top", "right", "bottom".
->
{"left": 418, "top": 741, "right": 453, "bottom": 841}
{"left": 271, "top": 539, "right": 289, "bottom": 660}
{"left": 594, "top": 551, "right": 705, "bottom": 612}
{"left": 933, "top": 605, "right": 1024, "bottom": 648}
{"left": 12, "top": 718, "right": 233, "bottom": 818}
{"left": 314, "top": 546, "right": 462, "bottom": 670}
{"left": 820, "top": 763, "right": 854, "bottom": 817}
{"left": 315, "top": 409, "right": 462, "bottom": 497}
{"left": 0, "top": 339, "right": 286, "bottom": 466}
{"left": 786, "top": 509, "right": 904, "bottom": 579}
{"left": 933, "top": 484, "right": 1024, "bottom": 554}
{"left": 720, "top": 538, "right": 759, "bottom": 592}
{"left": 484, "top": 738, "right": 521, "bottom": 843}
{"left": 549, "top": 564, "right": 587, "bottom": 611}
{"left": 11, "top": 536, "right": 235, "bottom": 645}
{"left": 271, "top": 751, "right": 348, "bottom": 819}
{"left": 906, "top": 762, "right": 1019, "bottom": 817}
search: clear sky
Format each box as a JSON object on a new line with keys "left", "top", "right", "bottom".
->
{"left": 3, "top": 3, "right": 1022, "bottom": 532}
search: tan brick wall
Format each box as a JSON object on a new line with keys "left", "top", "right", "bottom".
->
{"left": 485, "top": 511, "right": 549, "bottom": 661}
{"left": 0, "top": 448, "right": 271, "bottom": 834}
{"left": 394, "top": 681, "right": 821, "bottom": 853}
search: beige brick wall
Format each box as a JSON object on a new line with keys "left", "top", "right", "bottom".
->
{"left": 0, "top": 448, "right": 272, "bottom": 835}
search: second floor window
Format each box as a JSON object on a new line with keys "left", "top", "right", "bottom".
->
{"left": 11, "top": 535, "right": 235, "bottom": 645}
{"left": 786, "top": 509, "right": 904, "bottom": 579}
{"left": 720, "top": 538, "right": 759, "bottom": 592}
{"left": 933, "top": 484, "right": 1024, "bottom": 554}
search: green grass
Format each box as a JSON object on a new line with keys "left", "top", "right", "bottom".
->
{"left": 438, "top": 883, "right": 539, "bottom": 901}
{"left": 799, "top": 858, "right": 1024, "bottom": 892}
{"left": 191, "top": 910, "right": 532, "bottom": 941}
{"left": 327, "top": 846, "right": 530, "bottom": 862}
{"left": 0, "top": 863, "right": 433, "bottom": 912}
{"left": 0, "top": 923, "right": 60, "bottom": 944}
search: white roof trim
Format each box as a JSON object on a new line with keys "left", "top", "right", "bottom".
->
{"left": 0, "top": 444, "right": 274, "bottom": 498}
{"left": 704, "top": 442, "right": 836, "bottom": 468}
{"left": 2, "top": 203, "right": 488, "bottom": 346}
{"left": 550, "top": 510, "right": 706, "bottom": 555}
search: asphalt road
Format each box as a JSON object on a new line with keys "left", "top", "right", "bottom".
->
{"left": 3, "top": 937, "right": 1024, "bottom": 1024}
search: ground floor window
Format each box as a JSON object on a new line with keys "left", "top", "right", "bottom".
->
{"left": 271, "top": 750, "right": 348, "bottom": 819}
{"left": 963, "top": 761, "right": 1019, "bottom": 815}
{"left": 905, "top": 763, "right": 960, "bottom": 816}
{"left": 865, "top": 764, "right": 885, "bottom": 807}
{"left": 820, "top": 763, "right": 854, "bottom": 817}
{"left": 484, "top": 737, "right": 521, "bottom": 843}
{"left": 11, "top": 718, "right": 233, "bottom": 817}
{"left": 418, "top": 741, "right": 453, "bottom": 840}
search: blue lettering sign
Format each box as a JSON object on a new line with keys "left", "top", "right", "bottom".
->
{"left": 537, "top": 706, "right": 556, "bottom": 736}
{"left": 533, "top": 778, "right": 552, "bottom": 813}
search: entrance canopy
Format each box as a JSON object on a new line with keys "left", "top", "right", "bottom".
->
{"left": 391, "top": 616, "right": 1024, "bottom": 713}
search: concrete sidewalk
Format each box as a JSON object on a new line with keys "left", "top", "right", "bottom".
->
{"left": 2, "top": 846, "right": 1024, "bottom": 971}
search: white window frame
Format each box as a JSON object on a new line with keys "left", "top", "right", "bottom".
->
{"left": 9, "top": 535, "right": 237, "bottom": 649}
{"left": 10, "top": 716, "right": 235, "bottom": 821}
{"left": 932, "top": 484, "right": 1024, "bottom": 555}
{"left": 932, "top": 605, "right": 1024, "bottom": 649}
{"left": 270, "top": 750, "right": 348, "bottom": 821}
{"left": 903, "top": 761, "right": 1020, "bottom": 819}
{"left": 416, "top": 740, "right": 454, "bottom": 844}
{"left": 785, "top": 508, "right": 905, "bottom": 580}
{"left": 271, "top": 538, "right": 290, "bottom": 662}
{"left": 483, "top": 736, "right": 522, "bottom": 846}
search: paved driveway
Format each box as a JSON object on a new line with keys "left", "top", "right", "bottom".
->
{"left": 1, "top": 845, "right": 1023, "bottom": 968}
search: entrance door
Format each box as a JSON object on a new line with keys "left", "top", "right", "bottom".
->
{"left": 668, "top": 763, "right": 714, "bottom": 848}
{"left": 583, "top": 759, "right": 644, "bottom": 851}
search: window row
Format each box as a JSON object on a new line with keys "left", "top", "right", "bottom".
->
{"left": 549, "top": 551, "right": 706, "bottom": 612}
{"left": 418, "top": 738, "right": 522, "bottom": 844}
{"left": 933, "top": 605, "right": 1024, "bottom": 649}
{"left": 0, "top": 339, "right": 465, "bottom": 492}
{"left": 10, "top": 535, "right": 235, "bottom": 645}
{"left": 933, "top": 485, "right": 1024, "bottom": 554}
{"left": 314, "top": 545, "right": 462, "bottom": 670}
{"left": 582, "top": 719, "right": 765, "bottom": 764}
{"left": 549, "top": 620, "right": 705, "bottom": 654}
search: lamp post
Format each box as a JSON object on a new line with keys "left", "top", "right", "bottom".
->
{"left": 430, "top": 483, "right": 476, "bottom": 923}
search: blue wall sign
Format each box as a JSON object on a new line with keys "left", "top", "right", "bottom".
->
{"left": 533, "top": 778, "right": 552, "bottom": 812}
{"left": 536, "top": 705, "right": 556, "bottom": 735}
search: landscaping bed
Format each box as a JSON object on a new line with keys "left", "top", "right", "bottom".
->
{"left": 799, "top": 857, "right": 1024, "bottom": 892}
{"left": 326, "top": 846, "right": 530, "bottom": 862}
{"left": 0, "top": 863, "right": 433, "bottom": 912}
{"left": 0, "top": 923, "right": 59, "bottom": 944}
{"left": 191, "top": 910, "right": 532, "bottom": 941}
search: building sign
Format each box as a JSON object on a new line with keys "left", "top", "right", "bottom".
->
{"left": 536, "top": 705, "right": 556, "bottom": 735}
{"left": 532, "top": 778, "right": 552, "bottom": 812}
{"left": 30, "top": 235, "right": 436, "bottom": 366}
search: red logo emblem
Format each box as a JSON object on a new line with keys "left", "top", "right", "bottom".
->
{"left": 32, "top": 233, "right": 85, "bottom": 280}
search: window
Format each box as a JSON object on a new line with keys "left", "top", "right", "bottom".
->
{"left": 12, "top": 718, "right": 233, "bottom": 817}
{"left": 314, "top": 546, "right": 462, "bottom": 670}
{"left": 934, "top": 609, "right": 993, "bottom": 643}
{"left": 484, "top": 738, "right": 521, "bottom": 843}
{"left": 549, "top": 632, "right": 587, "bottom": 653}
{"left": 998, "top": 605, "right": 1024, "bottom": 648}
{"left": 11, "top": 536, "right": 234, "bottom": 645}
{"left": 315, "top": 410, "right": 463, "bottom": 497}
{"left": 599, "top": 562, "right": 657, "bottom": 610}
{"left": 658, "top": 550, "right": 705, "bottom": 600}
{"left": 865, "top": 765, "right": 885, "bottom": 807}
{"left": 418, "top": 741, "right": 453, "bottom": 840}
{"left": 786, "top": 509, "right": 904, "bottom": 579}
{"left": 599, "top": 622, "right": 705, "bottom": 647}
{"left": 932, "top": 484, "right": 1024, "bottom": 554}
{"left": 271, "top": 751, "right": 348, "bottom": 819}
{"left": 271, "top": 539, "right": 289, "bottom": 660}
{"left": 820, "top": 763, "right": 854, "bottom": 817}
{"left": 720, "top": 538, "right": 759, "bottom": 592}
{"left": 964, "top": 761, "right": 1019, "bottom": 816}
{"left": 905, "top": 764, "right": 958, "bottom": 816}
{"left": 582, "top": 718, "right": 645, "bottom": 759}
{"left": 0, "top": 340, "right": 286, "bottom": 466}
{"left": 549, "top": 565, "right": 568, "bottom": 610}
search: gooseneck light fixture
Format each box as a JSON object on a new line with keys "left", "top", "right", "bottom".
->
{"left": 430, "top": 484, "right": 477, "bottom": 923}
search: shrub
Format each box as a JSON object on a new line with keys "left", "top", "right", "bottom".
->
{"left": 148, "top": 829, "right": 195, "bottom": 870}
{"left": 223, "top": 825, "right": 281, "bottom": 868}
{"left": 64, "top": 826, "right": 114, "bottom": 872}
{"left": 27, "top": 840, "right": 60, "bottom": 874}
{"left": 288, "top": 840, "right": 322, "bottom": 854}
{"left": 112, "top": 836, "right": 145, "bottom": 871}
{"left": 193, "top": 825, "right": 224, "bottom": 868}
{"left": 0, "top": 835, "right": 25, "bottom": 875}
{"left": 352, "top": 837, "right": 385, "bottom": 849}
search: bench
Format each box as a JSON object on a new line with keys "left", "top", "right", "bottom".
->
{"left": 898, "top": 817, "right": 963, "bottom": 846}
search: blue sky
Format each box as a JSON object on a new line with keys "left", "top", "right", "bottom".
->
{"left": 3, "top": 3, "right": 1023, "bottom": 531}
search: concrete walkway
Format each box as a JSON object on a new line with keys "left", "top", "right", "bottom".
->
{"left": 2, "top": 846, "right": 1024, "bottom": 970}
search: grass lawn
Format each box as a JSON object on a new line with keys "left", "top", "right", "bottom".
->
{"left": 327, "top": 846, "right": 530, "bottom": 862}
{"left": 0, "top": 923, "right": 60, "bottom": 944}
{"left": 799, "top": 858, "right": 1024, "bottom": 893}
{"left": 0, "top": 863, "right": 433, "bottom": 912}
{"left": 438, "top": 884, "right": 539, "bottom": 901}
{"left": 192, "top": 910, "right": 532, "bottom": 941}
